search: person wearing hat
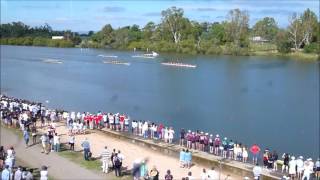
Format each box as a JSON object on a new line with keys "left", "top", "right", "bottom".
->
{"left": 302, "top": 158, "right": 313, "bottom": 180}
{"left": 222, "top": 137, "right": 228, "bottom": 159}
{"left": 296, "top": 156, "right": 304, "bottom": 179}
{"left": 288, "top": 156, "right": 297, "bottom": 178}
{"left": 149, "top": 166, "right": 159, "bottom": 180}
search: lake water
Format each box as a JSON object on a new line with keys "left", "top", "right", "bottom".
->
{"left": 1, "top": 45, "right": 319, "bottom": 158}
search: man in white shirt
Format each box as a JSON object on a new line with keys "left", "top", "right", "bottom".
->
{"left": 117, "top": 150, "right": 125, "bottom": 167}
{"left": 14, "top": 166, "right": 23, "bottom": 180}
{"left": 253, "top": 163, "right": 262, "bottom": 180}
{"left": 296, "top": 156, "right": 304, "bottom": 179}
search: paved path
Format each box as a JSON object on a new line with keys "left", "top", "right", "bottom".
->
{"left": 0, "top": 126, "right": 105, "bottom": 180}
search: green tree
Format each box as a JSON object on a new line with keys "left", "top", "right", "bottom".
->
{"left": 288, "top": 9, "right": 318, "bottom": 50}
{"left": 161, "top": 6, "right": 185, "bottom": 44}
{"left": 252, "top": 17, "right": 278, "bottom": 42}
{"left": 225, "top": 9, "right": 250, "bottom": 48}
{"left": 276, "top": 30, "right": 291, "bottom": 53}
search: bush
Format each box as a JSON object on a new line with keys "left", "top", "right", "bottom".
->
{"left": 276, "top": 31, "right": 291, "bottom": 53}
{"left": 304, "top": 43, "right": 319, "bottom": 53}
{"left": 205, "top": 46, "right": 222, "bottom": 55}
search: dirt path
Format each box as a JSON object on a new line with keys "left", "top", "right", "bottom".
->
{"left": 0, "top": 126, "right": 105, "bottom": 180}
{"left": 50, "top": 123, "right": 239, "bottom": 180}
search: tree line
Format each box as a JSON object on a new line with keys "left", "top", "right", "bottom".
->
{"left": 0, "top": 22, "right": 81, "bottom": 48}
{"left": 1, "top": 7, "right": 318, "bottom": 56}
{"left": 84, "top": 7, "right": 318, "bottom": 55}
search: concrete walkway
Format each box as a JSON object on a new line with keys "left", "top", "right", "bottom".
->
{"left": 0, "top": 126, "right": 105, "bottom": 180}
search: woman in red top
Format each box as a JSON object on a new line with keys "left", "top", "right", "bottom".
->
{"left": 250, "top": 144, "right": 261, "bottom": 164}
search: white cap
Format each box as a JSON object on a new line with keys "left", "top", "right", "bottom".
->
{"left": 216, "top": 134, "right": 219, "bottom": 137}
{"left": 299, "top": 156, "right": 303, "bottom": 159}
{"left": 291, "top": 156, "right": 295, "bottom": 160}
{"left": 307, "top": 158, "right": 312, "bottom": 161}
{"left": 210, "top": 134, "right": 213, "bottom": 137}
{"left": 205, "top": 133, "right": 208, "bottom": 135}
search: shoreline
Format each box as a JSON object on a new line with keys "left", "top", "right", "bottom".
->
{"left": 0, "top": 44, "right": 318, "bottom": 61}
{"left": 2, "top": 95, "right": 317, "bottom": 179}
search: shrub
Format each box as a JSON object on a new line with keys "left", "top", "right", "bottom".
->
{"left": 304, "top": 43, "right": 319, "bottom": 53}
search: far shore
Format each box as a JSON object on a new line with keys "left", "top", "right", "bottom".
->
{"left": 1, "top": 44, "right": 319, "bottom": 61}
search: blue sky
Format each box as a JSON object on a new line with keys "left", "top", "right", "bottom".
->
{"left": 1, "top": 0, "right": 319, "bottom": 32}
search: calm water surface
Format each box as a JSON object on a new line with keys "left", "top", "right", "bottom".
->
{"left": 1, "top": 45, "right": 319, "bottom": 158}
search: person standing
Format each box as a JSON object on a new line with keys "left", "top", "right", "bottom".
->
{"left": 40, "top": 134, "right": 48, "bottom": 154}
{"left": 53, "top": 133, "right": 60, "bottom": 152}
{"left": 68, "top": 134, "right": 75, "bottom": 151}
{"left": 185, "top": 149, "right": 192, "bottom": 169}
{"left": 81, "top": 138, "right": 91, "bottom": 161}
{"left": 117, "top": 150, "right": 125, "bottom": 167}
{"left": 282, "top": 153, "right": 290, "bottom": 173}
{"left": 288, "top": 156, "right": 297, "bottom": 179}
{"left": 180, "top": 149, "right": 186, "bottom": 168}
{"left": 1, "top": 165, "right": 10, "bottom": 180}
{"left": 113, "top": 153, "right": 122, "bottom": 177}
{"left": 14, "top": 166, "right": 23, "bottom": 180}
{"left": 180, "top": 128, "right": 185, "bottom": 146}
{"left": 100, "top": 146, "right": 111, "bottom": 173}
{"left": 250, "top": 144, "right": 261, "bottom": 164}
{"left": 315, "top": 158, "right": 320, "bottom": 179}
{"left": 31, "top": 126, "right": 37, "bottom": 145}
{"left": 302, "top": 158, "right": 314, "bottom": 180}
{"left": 296, "top": 156, "right": 304, "bottom": 179}
{"left": 23, "top": 129, "right": 30, "bottom": 147}
{"left": 140, "top": 159, "right": 148, "bottom": 179}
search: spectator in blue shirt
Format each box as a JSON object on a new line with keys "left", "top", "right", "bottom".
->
{"left": 81, "top": 138, "right": 90, "bottom": 160}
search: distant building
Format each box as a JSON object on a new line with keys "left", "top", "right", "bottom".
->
{"left": 250, "top": 36, "right": 269, "bottom": 43}
{"left": 52, "top": 36, "right": 64, "bottom": 40}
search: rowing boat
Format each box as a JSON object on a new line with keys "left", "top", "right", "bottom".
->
{"left": 42, "top": 59, "right": 63, "bottom": 64}
{"left": 161, "top": 62, "right": 197, "bottom": 68}
{"left": 102, "top": 60, "right": 130, "bottom": 66}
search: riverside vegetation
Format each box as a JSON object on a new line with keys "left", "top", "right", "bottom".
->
{"left": 1, "top": 7, "right": 319, "bottom": 60}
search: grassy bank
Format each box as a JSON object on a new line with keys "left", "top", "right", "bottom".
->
{"left": 0, "top": 123, "right": 131, "bottom": 180}
{"left": 250, "top": 51, "right": 319, "bottom": 61}
{"left": 1, "top": 41, "right": 318, "bottom": 61}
